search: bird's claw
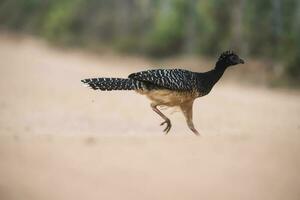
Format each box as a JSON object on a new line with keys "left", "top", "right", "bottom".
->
{"left": 160, "top": 119, "right": 171, "bottom": 134}
{"left": 193, "top": 130, "right": 200, "bottom": 136}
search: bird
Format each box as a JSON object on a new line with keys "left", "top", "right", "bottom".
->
{"left": 81, "top": 51, "right": 244, "bottom": 135}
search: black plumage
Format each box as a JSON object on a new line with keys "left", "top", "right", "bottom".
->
{"left": 82, "top": 78, "right": 142, "bottom": 91}
{"left": 128, "top": 69, "right": 197, "bottom": 91}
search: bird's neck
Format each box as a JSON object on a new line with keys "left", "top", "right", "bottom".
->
{"left": 195, "top": 61, "right": 229, "bottom": 94}
{"left": 211, "top": 63, "right": 227, "bottom": 84}
{"left": 215, "top": 60, "right": 230, "bottom": 71}
{"left": 195, "top": 65, "right": 227, "bottom": 95}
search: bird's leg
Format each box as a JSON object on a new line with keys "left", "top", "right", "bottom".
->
{"left": 151, "top": 103, "right": 172, "bottom": 134}
{"left": 180, "top": 101, "right": 200, "bottom": 136}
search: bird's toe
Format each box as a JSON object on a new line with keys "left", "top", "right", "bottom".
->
{"left": 161, "top": 120, "right": 171, "bottom": 134}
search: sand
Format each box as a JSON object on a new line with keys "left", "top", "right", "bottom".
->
{"left": 0, "top": 33, "right": 300, "bottom": 200}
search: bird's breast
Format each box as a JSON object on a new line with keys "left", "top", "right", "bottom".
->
{"left": 136, "top": 89, "right": 200, "bottom": 107}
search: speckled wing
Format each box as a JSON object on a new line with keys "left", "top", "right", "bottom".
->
{"left": 128, "top": 69, "right": 196, "bottom": 91}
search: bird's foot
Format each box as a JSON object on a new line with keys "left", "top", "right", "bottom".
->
{"left": 190, "top": 128, "right": 200, "bottom": 136}
{"left": 187, "top": 122, "right": 200, "bottom": 136}
{"left": 160, "top": 119, "right": 171, "bottom": 134}
{"left": 193, "top": 129, "right": 200, "bottom": 136}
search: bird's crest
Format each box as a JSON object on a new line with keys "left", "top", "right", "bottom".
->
{"left": 218, "top": 50, "right": 236, "bottom": 61}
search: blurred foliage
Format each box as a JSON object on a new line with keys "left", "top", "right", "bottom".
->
{"left": 145, "top": 0, "right": 188, "bottom": 56}
{"left": 0, "top": 0, "right": 299, "bottom": 84}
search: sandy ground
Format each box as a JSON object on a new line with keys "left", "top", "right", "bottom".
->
{"left": 0, "top": 33, "right": 300, "bottom": 200}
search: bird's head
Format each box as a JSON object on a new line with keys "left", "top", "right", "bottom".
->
{"left": 215, "top": 50, "right": 244, "bottom": 70}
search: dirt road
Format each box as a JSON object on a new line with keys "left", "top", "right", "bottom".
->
{"left": 0, "top": 33, "right": 300, "bottom": 200}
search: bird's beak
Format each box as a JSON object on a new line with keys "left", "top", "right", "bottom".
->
{"left": 239, "top": 58, "right": 245, "bottom": 64}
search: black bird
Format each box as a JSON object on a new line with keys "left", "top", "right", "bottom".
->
{"left": 82, "top": 51, "right": 244, "bottom": 135}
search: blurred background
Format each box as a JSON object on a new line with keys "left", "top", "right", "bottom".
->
{"left": 0, "top": 1, "right": 300, "bottom": 200}
{"left": 0, "top": 0, "right": 300, "bottom": 85}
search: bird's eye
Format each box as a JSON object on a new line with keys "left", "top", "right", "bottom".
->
{"left": 230, "top": 55, "right": 238, "bottom": 62}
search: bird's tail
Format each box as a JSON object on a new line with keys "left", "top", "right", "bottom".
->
{"left": 81, "top": 78, "right": 143, "bottom": 91}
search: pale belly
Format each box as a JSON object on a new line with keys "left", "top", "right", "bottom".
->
{"left": 136, "top": 89, "right": 202, "bottom": 107}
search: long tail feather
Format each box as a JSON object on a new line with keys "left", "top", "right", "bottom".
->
{"left": 81, "top": 78, "right": 143, "bottom": 91}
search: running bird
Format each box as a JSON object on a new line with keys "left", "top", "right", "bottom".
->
{"left": 81, "top": 51, "right": 244, "bottom": 135}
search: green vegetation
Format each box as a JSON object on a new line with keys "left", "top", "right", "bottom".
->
{"left": 0, "top": 0, "right": 299, "bottom": 84}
